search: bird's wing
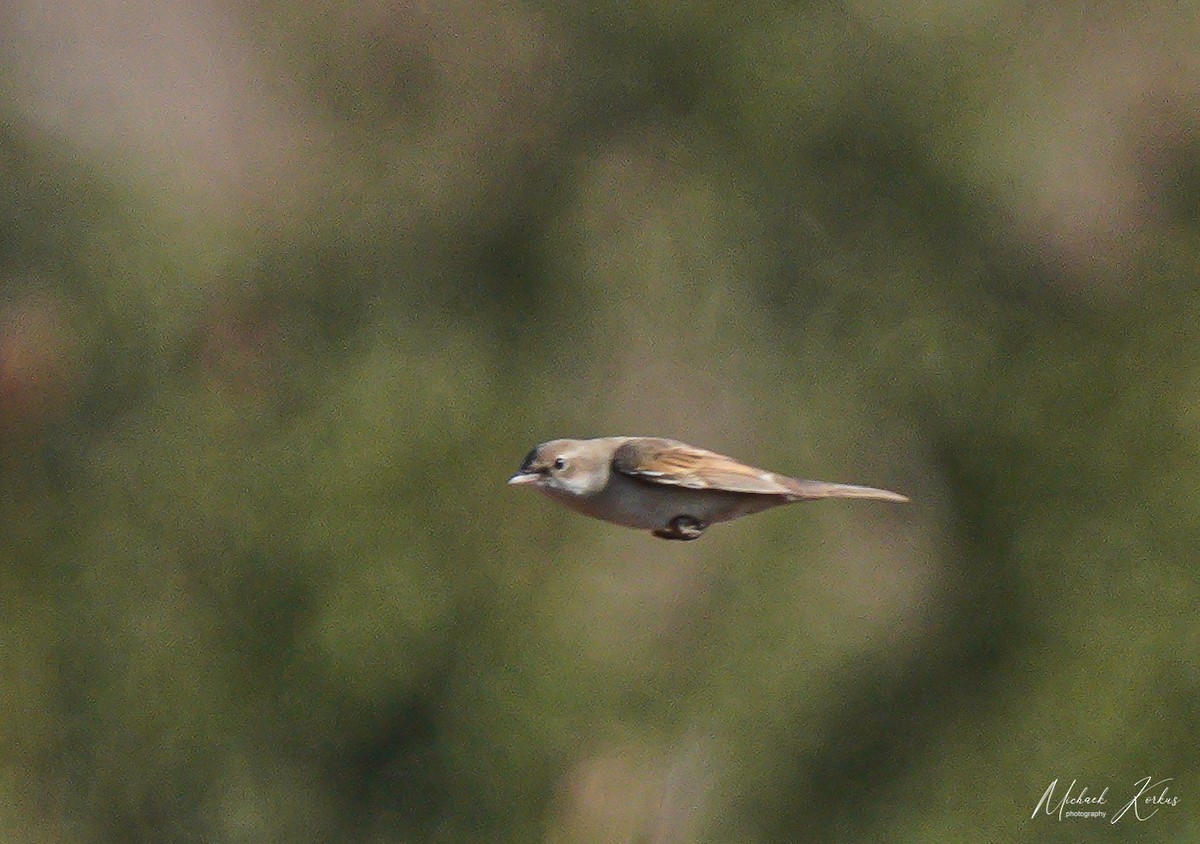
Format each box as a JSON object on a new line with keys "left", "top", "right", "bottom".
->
{"left": 611, "top": 439, "right": 796, "bottom": 495}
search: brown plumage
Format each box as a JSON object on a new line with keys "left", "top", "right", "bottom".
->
{"left": 612, "top": 438, "right": 909, "bottom": 502}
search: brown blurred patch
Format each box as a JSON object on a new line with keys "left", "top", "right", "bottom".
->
{"left": 550, "top": 740, "right": 708, "bottom": 844}
{"left": 980, "top": 7, "right": 1200, "bottom": 292}
{"left": 0, "top": 292, "right": 76, "bottom": 439}
{"left": 3, "top": 0, "right": 313, "bottom": 213}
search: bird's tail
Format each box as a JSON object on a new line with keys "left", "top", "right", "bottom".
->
{"left": 783, "top": 478, "right": 909, "bottom": 503}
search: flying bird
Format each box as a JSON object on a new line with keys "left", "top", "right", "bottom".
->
{"left": 508, "top": 436, "right": 908, "bottom": 540}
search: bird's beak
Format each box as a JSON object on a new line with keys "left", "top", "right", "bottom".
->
{"left": 507, "top": 471, "right": 540, "bottom": 486}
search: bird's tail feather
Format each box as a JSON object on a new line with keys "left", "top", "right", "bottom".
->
{"left": 784, "top": 478, "right": 909, "bottom": 503}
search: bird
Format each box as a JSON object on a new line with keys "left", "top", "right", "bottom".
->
{"left": 507, "top": 436, "right": 907, "bottom": 540}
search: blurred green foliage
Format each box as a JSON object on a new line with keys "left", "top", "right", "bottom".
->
{"left": 1, "top": 1, "right": 1197, "bottom": 842}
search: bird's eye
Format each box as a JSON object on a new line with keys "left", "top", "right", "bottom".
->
{"left": 553, "top": 457, "right": 566, "bottom": 471}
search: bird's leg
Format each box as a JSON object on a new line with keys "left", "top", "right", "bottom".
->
{"left": 652, "top": 515, "right": 707, "bottom": 541}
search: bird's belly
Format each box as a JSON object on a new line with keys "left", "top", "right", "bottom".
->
{"left": 543, "top": 474, "right": 785, "bottom": 530}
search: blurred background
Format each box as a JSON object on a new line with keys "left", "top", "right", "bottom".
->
{"left": 0, "top": 1, "right": 1197, "bottom": 841}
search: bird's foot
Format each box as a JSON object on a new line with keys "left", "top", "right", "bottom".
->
{"left": 652, "top": 515, "right": 707, "bottom": 541}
